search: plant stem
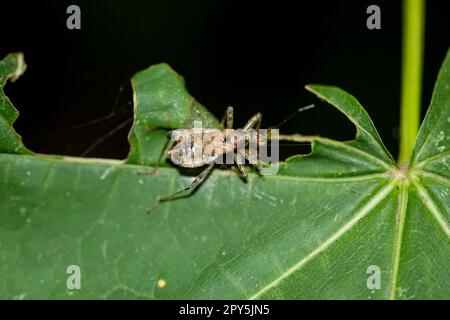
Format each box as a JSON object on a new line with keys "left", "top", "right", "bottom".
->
{"left": 398, "top": 0, "right": 425, "bottom": 164}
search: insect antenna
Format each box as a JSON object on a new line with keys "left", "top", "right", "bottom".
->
{"left": 30, "top": 81, "right": 131, "bottom": 145}
{"left": 80, "top": 117, "right": 133, "bottom": 156}
{"left": 265, "top": 104, "right": 315, "bottom": 143}
{"left": 66, "top": 82, "right": 131, "bottom": 133}
{"left": 268, "top": 104, "right": 315, "bottom": 132}
{"left": 30, "top": 80, "right": 134, "bottom": 157}
{"left": 262, "top": 104, "right": 316, "bottom": 160}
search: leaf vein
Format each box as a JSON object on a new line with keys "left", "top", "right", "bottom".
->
{"left": 413, "top": 182, "right": 450, "bottom": 238}
{"left": 388, "top": 183, "right": 408, "bottom": 300}
{"left": 248, "top": 181, "right": 396, "bottom": 300}
{"left": 417, "top": 170, "right": 450, "bottom": 187}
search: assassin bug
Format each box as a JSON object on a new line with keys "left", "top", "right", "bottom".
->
{"left": 147, "top": 104, "right": 315, "bottom": 212}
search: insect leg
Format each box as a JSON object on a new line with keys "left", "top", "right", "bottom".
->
{"left": 220, "top": 106, "right": 234, "bottom": 129}
{"left": 243, "top": 129, "right": 262, "bottom": 173}
{"left": 234, "top": 153, "right": 248, "bottom": 178}
{"left": 81, "top": 117, "right": 133, "bottom": 156}
{"left": 243, "top": 112, "right": 262, "bottom": 131}
{"left": 147, "top": 163, "right": 215, "bottom": 213}
{"left": 236, "top": 163, "right": 248, "bottom": 178}
{"left": 226, "top": 106, "right": 233, "bottom": 129}
{"left": 245, "top": 151, "right": 263, "bottom": 172}
{"left": 254, "top": 117, "right": 262, "bottom": 131}
{"left": 139, "top": 135, "right": 173, "bottom": 175}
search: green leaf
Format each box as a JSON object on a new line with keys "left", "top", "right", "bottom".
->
{"left": 412, "top": 49, "right": 450, "bottom": 174}
{"left": 398, "top": 48, "right": 450, "bottom": 299}
{"left": 279, "top": 85, "right": 395, "bottom": 178}
{"left": 0, "top": 50, "right": 449, "bottom": 300}
{"left": 127, "top": 64, "right": 220, "bottom": 166}
{"left": 0, "top": 53, "right": 30, "bottom": 155}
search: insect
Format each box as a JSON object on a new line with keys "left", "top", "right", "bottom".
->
{"left": 147, "top": 104, "right": 315, "bottom": 212}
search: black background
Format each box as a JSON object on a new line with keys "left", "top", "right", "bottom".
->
{"left": 1, "top": 0, "right": 449, "bottom": 160}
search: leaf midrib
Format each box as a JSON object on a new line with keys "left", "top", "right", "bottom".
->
{"left": 388, "top": 182, "right": 408, "bottom": 300}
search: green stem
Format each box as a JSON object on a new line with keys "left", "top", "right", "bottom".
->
{"left": 398, "top": 0, "right": 425, "bottom": 164}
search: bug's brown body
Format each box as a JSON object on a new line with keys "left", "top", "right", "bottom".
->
{"left": 167, "top": 128, "right": 264, "bottom": 169}
{"left": 147, "top": 104, "right": 314, "bottom": 212}
{"left": 167, "top": 106, "right": 263, "bottom": 174}
{"left": 146, "top": 107, "right": 263, "bottom": 211}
